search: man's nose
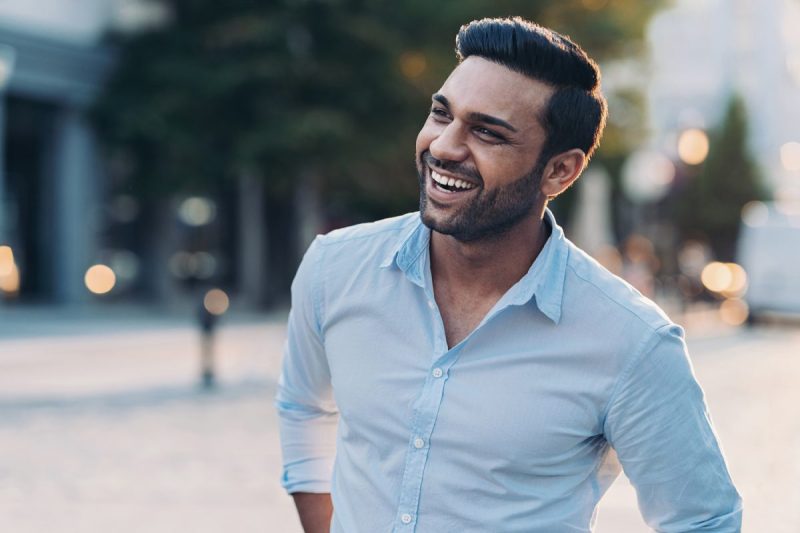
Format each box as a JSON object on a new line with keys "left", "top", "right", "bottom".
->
{"left": 429, "top": 122, "right": 469, "bottom": 162}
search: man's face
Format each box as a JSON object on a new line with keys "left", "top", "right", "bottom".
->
{"left": 415, "top": 56, "right": 554, "bottom": 242}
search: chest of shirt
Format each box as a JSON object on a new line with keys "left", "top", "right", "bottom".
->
{"left": 321, "top": 282, "right": 620, "bottom": 463}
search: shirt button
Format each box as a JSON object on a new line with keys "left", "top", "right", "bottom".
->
{"left": 432, "top": 368, "right": 443, "bottom": 378}
{"left": 427, "top": 299, "right": 434, "bottom": 309}
{"left": 413, "top": 437, "right": 425, "bottom": 449}
{"left": 401, "top": 513, "right": 413, "bottom": 524}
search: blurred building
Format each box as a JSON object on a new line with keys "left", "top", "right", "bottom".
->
{"left": 646, "top": 0, "right": 800, "bottom": 199}
{"left": 0, "top": 1, "right": 116, "bottom": 303}
{"left": 0, "top": 1, "right": 282, "bottom": 307}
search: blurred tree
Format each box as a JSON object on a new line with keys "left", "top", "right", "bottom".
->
{"left": 673, "top": 95, "right": 767, "bottom": 261}
{"left": 93, "top": 0, "right": 664, "bottom": 216}
{"left": 91, "top": 0, "right": 665, "bottom": 302}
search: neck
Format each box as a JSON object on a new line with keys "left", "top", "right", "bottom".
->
{"left": 430, "top": 209, "right": 550, "bottom": 298}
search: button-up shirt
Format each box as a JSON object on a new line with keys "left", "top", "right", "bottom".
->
{"left": 276, "top": 210, "right": 742, "bottom": 532}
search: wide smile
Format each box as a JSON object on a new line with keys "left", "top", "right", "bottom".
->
{"left": 426, "top": 167, "right": 479, "bottom": 203}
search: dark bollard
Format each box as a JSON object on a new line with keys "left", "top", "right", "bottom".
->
{"left": 197, "top": 289, "right": 230, "bottom": 390}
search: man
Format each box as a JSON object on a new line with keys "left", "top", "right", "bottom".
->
{"left": 276, "top": 17, "right": 742, "bottom": 532}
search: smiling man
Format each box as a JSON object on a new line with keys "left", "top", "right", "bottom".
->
{"left": 276, "top": 17, "right": 741, "bottom": 533}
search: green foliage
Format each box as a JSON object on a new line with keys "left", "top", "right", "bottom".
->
{"left": 674, "top": 95, "right": 767, "bottom": 260}
{"left": 92, "top": 0, "right": 665, "bottom": 217}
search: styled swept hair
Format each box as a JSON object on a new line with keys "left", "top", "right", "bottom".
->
{"left": 456, "top": 17, "right": 608, "bottom": 162}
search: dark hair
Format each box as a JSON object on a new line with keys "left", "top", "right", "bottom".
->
{"left": 456, "top": 17, "right": 607, "bottom": 162}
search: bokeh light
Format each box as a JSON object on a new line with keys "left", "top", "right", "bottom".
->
{"left": 0, "top": 263, "right": 20, "bottom": 294}
{"left": 677, "top": 240, "right": 710, "bottom": 277}
{"left": 169, "top": 251, "right": 217, "bottom": 280}
{"left": 0, "top": 246, "right": 20, "bottom": 295}
{"left": 0, "top": 245, "right": 14, "bottom": 277}
{"left": 622, "top": 149, "right": 675, "bottom": 203}
{"left": 178, "top": 197, "right": 216, "bottom": 226}
{"left": 741, "top": 201, "right": 769, "bottom": 227}
{"left": 721, "top": 263, "right": 748, "bottom": 297}
{"left": 719, "top": 298, "right": 749, "bottom": 326}
{"left": 399, "top": 52, "right": 427, "bottom": 79}
{"left": 109, "top": 250, "right": 140, "bottom": 282}
{"left": 677, "top": 128, "right": 710, "bottom": 165}
{"left": 85, "top": 264, "right": 116, "bottom": 295}
{"left": 701, "top": 262, "right": 733, "bottom": 293}
{"left": 700, "top": 262, "right": 748, "bottom": 296}
{"left": 203, "top": 289, "right": 229, "bottom": 316}
{"left": 193, "top": 252, "right": 217, "bottom": 280}
{"left": 780, "top": 141, "right": 800, "bottom": 171}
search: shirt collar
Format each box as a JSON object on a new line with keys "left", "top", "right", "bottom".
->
{"left": 380, "top": 209, "right": 568, "bottom": 324}
{"left": 379, "top": 215, "right": 430, "bottom": 287}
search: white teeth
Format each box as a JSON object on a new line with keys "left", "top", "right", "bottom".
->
{"left": 430, "top": 169, "right": 476, "bottom": 191}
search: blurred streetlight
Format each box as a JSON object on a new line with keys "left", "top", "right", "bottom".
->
{"left": 0, "top": 245, "right": 13, "bottom": 277}
{"left": 0, "top": 245, "right": 19, "bottom": 295}
{"left": 700, "top": 261, "right": 748, "bottom": 297}
{"left": 197, "top": 288, "right": 230, "bottom": 389}
{"left": 741, "top": 201, "right": 770, "bottom": 227}
{"left": 719, "top": 298, "right": 749, "bottom": 326}
{"left": 677, "top": 128, "right": 710, "bottom": 165}
{"left": 84, "top": 264, "right": 116, "bottom": 295}
{"left": 178, "top": 197, "right": 216, "bottom": 226}
{"left": 399, "top": 52, "right": 427, "bottom": 79}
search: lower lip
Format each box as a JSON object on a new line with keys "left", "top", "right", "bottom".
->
{"left": 426, "top": 172, "right": 477, "bottom": 204}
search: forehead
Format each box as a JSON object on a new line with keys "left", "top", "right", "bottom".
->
{"left": 438, "top": 56, "right": 554, "bottom": 131}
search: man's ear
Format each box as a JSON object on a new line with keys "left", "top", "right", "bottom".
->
{"left": 539, "top": 149, "right": 587, "bottom": 199}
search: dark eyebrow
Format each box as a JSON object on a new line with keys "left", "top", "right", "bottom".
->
{"left": 431, "top": 93, "right": 518, "bottom": 133}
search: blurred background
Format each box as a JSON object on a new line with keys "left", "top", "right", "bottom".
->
{"left": 0, "top": 0, "right": 798, "bottom": 531}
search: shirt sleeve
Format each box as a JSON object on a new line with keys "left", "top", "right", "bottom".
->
{"left": 603, "top": 324, "right": 742, "bottom": 531}
{"left": 275, "top": 236, "right": 339, "bottom": 494}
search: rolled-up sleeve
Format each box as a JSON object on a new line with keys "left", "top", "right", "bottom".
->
{"left": 275, "top": 237, "right": 339, "bottom": 494}
{"left": 604, "top": 324, "right": 742, "bottom": 531}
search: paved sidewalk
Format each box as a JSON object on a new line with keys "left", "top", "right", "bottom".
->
{"left": 1, "top": 305, "right": 798, "bottom": 532}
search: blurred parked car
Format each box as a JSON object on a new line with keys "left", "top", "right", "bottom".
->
{"left": 737, "top": 201, "right": 800, "bottom": 323}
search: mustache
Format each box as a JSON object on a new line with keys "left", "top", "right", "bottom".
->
{"left": 420, "top": 151, "right": 483, "bottom": 185}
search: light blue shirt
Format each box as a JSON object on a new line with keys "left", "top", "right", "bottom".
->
{"left": 276, "top": 210, "right": 741, "bottom": 532}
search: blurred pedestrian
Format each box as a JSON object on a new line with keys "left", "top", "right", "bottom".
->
{"left": 277, "top": 17, "right": 741, "bottom": 533}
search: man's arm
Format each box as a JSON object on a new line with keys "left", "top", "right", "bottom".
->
{"left": 292, "top": 492, "right": 333, "bottom": 533}
{"left": 275, "top": 237, "right": 338, "bottom": 531}
{"left": 604, "top": 324, "right": 742, "bottom": 531}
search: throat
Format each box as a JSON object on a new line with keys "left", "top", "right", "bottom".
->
{"left": 434, "top": 282, "right": 503, "bottom": 348}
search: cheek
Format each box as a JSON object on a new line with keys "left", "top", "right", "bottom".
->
{"left": 472, "top": 151, "right": 529, "bottom": 183}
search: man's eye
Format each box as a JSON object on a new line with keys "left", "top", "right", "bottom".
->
{"left": 474, "top": 127, "right": 503, "bottom": 141}
{"left": 430, "top": 108, "right": 449, "bottom": 119}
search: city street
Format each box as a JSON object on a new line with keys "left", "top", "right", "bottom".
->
{"left": 0, "top": 306, "right": 797, "bottom": 532}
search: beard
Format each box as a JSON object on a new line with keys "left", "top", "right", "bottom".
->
{"left": 417, "top": 150, "right": 546, "bottom": 242}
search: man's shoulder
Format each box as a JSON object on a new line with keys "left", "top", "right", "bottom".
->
{"left": 562, "top": 240, "right": 673, "bottom": 334}
{"left": 311, "top": 212, "right": 421, "bottom": 273}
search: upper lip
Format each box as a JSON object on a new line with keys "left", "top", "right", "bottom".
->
{"left": 428, "top": 166, "right": 479, "bottom": 188}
